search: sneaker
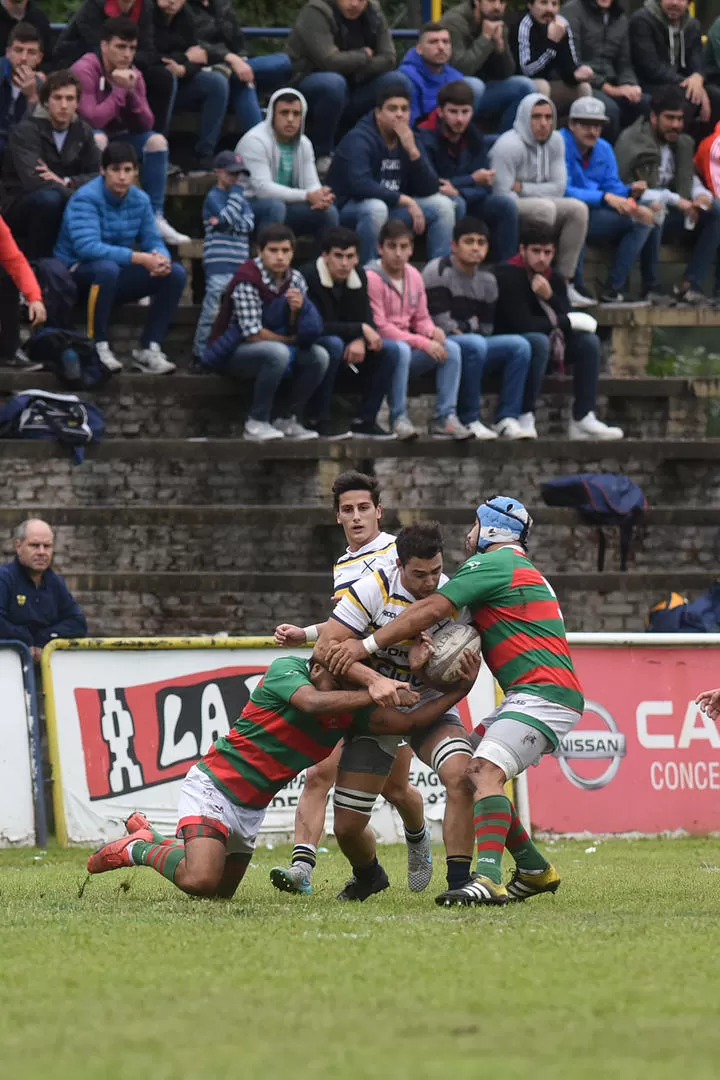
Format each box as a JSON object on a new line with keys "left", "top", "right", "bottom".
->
{"left": 270, "top": 864, "right": 313, "bottom": 895}
{"left": 673, "top": 284, "right": 708, "bottom": 305}
{"left": 311, "top": 418, "right": 353, "bottom": 440}
{"left": 493, "top": 416, "right": 534, "bottom": 440}
{"left": 87, "top": 829, "right": 154, "bottom": 874}
{"left": 569, "top": 411, "right": 624, "bottom": 441}
{"left": 273, "top": 415, "right": 319, "bottom": 441}
{"left": 567, "top": 284, "right": 597, "bottom": 308}
{"left": 517, "top": 412, "right": 538, "bottom": 438}
{"left": 154, "top": 214, "right": 191, "bottom": 246}
{"left": 434, "top": 873, "right": 509, "bottom": 907}
{"left": 125, "top": 811, "right": 152, "bottom": 834}
{"left": 350, "top": 419, "right": 395, "bottom": 439}
{"left": 507, "top": 863, "right": 561, "bottom": 902}
{"left": 407, "top": 827, "right": 433, "bottom": 892}
{"left": 466, "top": 419, "right": 498, "bottom": 441}
{"left": 244, "top": 418, "right": 284, "bottom": 442}
{"left": 131, "top": 343, "right": 176, "bottom": 375}
{"left": 315, "top": 154, "right": 333, "bottom": 180}
{"left": 599, "top": 288, "right": 625, "bottom": 304}
{"left": 392, "top": 414, "right": 419, "bottom": 441}
{"left": 430, "top": 412, "right": 474, "bottom": 440}
{"left": 96, "top": 340, "right": 123, "bottom": 373}
{"left": 0, "top": 348, "right": 43, "bottom": 372}
{"left": 336, "top": 865, "right": 390, "bottom": 902}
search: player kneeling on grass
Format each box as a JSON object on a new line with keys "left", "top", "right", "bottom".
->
{"left": 87, "top": 653, "right": 480, "bottom": 898}
{"left": 326, "top": 495, "right": 585, "bottom": 907}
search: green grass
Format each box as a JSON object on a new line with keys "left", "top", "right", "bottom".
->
{"left": 1, "top": 838, "right": 719, "bottom": 1080}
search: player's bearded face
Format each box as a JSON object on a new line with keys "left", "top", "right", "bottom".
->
{"left": 466, "top": 520, "right": 480, "bottom": 556}
{"left": 336, "top": 491, "right": 381, "bottom": 548}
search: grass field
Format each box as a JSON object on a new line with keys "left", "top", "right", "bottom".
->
{"left": 2, "top": 837, "right": 719, "bottom": 1080}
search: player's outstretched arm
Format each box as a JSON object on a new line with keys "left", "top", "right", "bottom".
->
{"left": 696, "top": 687, "right": 720, "bottom": 721}
{"left": 326, "top": 594, "right": 457, "bottom": 676}
{"left": 369, "top": 651, "right": 481, "bottom": 735}
{"left": 274, "top": 621, "right": 329, "bottom": 646}
{"left": 290, "top": 685, "right": 374, "bottom": 714}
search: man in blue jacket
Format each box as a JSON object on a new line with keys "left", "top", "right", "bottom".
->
{"left": 54, "top": 141, "right": 186, "bottom": 375}
{"left": 0, "top": 519, "right": 87, "bottom": 660}
{"left": 327, "top": 81, "right": 455, "bottom": 265}
{"left": 399, "top": 22, "right": 484, "bottom": 125}
{"left": 561, "top": 96, "right": 657, "bottom": 302}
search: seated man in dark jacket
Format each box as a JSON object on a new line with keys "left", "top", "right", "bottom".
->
{"left": 0, "top": 0, "right": 52, "bottom": 62}
{"left": 2, "top": 70, "right": 100, "bottom": 259}
{"left": 493, "top": 223, "right": 624, "bottom": 440}
{"left": 0, "top": 21, "right": 43, "bottom": 156}
{"left": 416, "top": 80, "right": 518, "bottom": 261}
{"left": 0, "top": 519, "right": 87, "bottom": 661}
{"left": 301, "top": 226, "right": 399, "bottom": 438}
{"left": 510, "top": 0, "right": 593, "bottom": 121}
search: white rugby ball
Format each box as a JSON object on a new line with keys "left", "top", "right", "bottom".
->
{"left": 423, "top": 623, "right": 483, "bottom": 685}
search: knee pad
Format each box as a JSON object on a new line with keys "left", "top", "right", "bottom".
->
{"left": 430, "top": 736, "right": 472, "bottom": 776}
{"left": 333, "top": 787, "right": 378, "bottom": 818}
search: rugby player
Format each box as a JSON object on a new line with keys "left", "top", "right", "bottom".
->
{"left": 272, "top": 470, "right": 430, "bottom": 897}
{"left": 86, "top": 652, "right": 480, "bottom": 899}
{"left": 325, "top": 495, "right": 584, "bottom": 907}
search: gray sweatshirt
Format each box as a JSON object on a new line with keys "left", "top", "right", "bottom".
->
{"left": 490, "top": 92, "right": 567, "bottom": 199}
{"left": 236, "top": 87, "right": 320, "bottom": 202}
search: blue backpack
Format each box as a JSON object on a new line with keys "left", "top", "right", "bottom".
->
{"left": 24, "top": 328, "right": 110, "bottom": 391}
{"left": 647, "top": 585, "right": 720, "bottom": 632}
{"left": 0, "top": 389, "right": 105, "bottom": 464}
{"left": 540, "top": 473, "right": 647, "bottom": 571}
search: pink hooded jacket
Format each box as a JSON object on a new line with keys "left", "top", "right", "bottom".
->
{"left": 366, "top": 260, "right": 436, "bottom": 349}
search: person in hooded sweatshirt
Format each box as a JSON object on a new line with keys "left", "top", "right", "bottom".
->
{"left": 489, "top": 91, "right": 592, "bottom": 306}
{"left": 236, "top": 88, "right": 339, "bottom": 246}
{"left": 399, "top": 21, "right": 485, "bottom": 125}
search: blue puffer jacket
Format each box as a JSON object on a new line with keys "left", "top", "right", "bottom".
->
{"left": 560, "top": 127, "right": 630, "bottom": 207}
{"left": 54, "top": 175, "right": 169, "bottom": 266}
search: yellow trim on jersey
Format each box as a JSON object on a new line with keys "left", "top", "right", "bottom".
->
{"left": 333, "top": 540, "right": 396, "bottom": 573}
{"left": 344, "top": 589, "right": 373, "bottom": 620}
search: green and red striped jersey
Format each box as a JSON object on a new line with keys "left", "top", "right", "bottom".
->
{"left": 197, "top": 656, "right": 374, "bottom": 808}
{"left": 439, "top": 545, "right": 584, "bottom": 713}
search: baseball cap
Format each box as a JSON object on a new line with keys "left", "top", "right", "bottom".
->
{"left": 213, "top": 151, "right": 248, "bottom": 173}
{"left": 568, "top": 97, "right": 609, "bottom": 123}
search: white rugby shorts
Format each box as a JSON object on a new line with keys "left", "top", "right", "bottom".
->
{"left": 474, "top": 691, "right": 581, "bottom": 780}
{"left": 176, "top": 764, "right": 266, "bottom": 855}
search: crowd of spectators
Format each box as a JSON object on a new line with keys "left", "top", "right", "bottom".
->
{"left": 1, "top": 0, "right": 720, "bottom": 439}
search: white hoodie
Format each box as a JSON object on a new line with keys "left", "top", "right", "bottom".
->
{"left": 490, "top": 92, "right": 567, "bottom": 200}
{"left": 236, "top": 88, "right": 321, "bottom": 203}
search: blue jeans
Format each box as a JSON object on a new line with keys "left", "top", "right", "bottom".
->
{"left": 454, "top": 333, "right": 531, "bottom": 424}
{"left": 73, "top": 260, "right": 187, "bottom": 346}
{"left": 340, "top": 192, "right": 455, "bottom": 265}
{"left": 174, "top": 69, "right": 230, "bottom": 156}
{"left": 222, "top": 339, "right": 329, "bottom": 422}
{"left": 249, "top": 199, "right": 340, "bottom": 246}
{"left": 230, "top": 54, "right": 293, "bottom": 132}
{"left": 641, "top": 202, "right": 720, "bottom": 293}
{"left": 475, "top": 76, "right": 535, "bottom": 132}
{"left": 384, "top": 338, "right": 462, "bottom": 423}
{"left": 311, "top": 334, "right": 399, "bottom": 424}
{"left": 451, "top": 191, "right": 519, "bottom": 262}
{"left": 194, "top": 271, "right": 232, "bottom": 359}
{"left": 4, "top": 186, "right": 68, "bottom": 259}
{"left": 574, "top": 206, "right": 653, "bottom": 292}
{"left": 522, "top": 330, "right": 600, "bottom": 420}
{"left": 299, "top": 70, "right": 412, "bottom": 156}
{"left": 110, "top": 131, "right": 167, "bottom": 214}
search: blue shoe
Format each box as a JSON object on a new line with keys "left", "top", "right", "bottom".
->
{"left": 270, "top": 864, "right": 312, "bottom": 895}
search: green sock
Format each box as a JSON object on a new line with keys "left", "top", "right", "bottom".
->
{"left": 505, "top": 805, "right": 549, "bottom": 873}
{"left": 473, "top": 794, "right": 512, "bottom": 884}
{"left": 132, "top": 839, "right": 185, "bottom": 883}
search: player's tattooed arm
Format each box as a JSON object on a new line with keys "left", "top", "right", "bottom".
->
{"left": 326, "top": 594, "right": 457, "bottom": 676}
{"left": 369, "top": 651, "right": 481, "bottom": 734}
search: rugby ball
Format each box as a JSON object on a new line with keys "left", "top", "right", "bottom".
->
{"left": 423, "top": 623, "right": 483, "bottom": 685}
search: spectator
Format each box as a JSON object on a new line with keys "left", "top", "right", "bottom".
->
{"left": 301, "top": 225, "right": 399, "bottom": 438}
{"left": 561, "top": 96, "right": 656, "bottom": 302}
{"left": 54, "top": 141, "right": 186, "bottom": 374}
{"left": 0, "top": 519, "right": 87, "bottom": 659}
{"left": 417, "top": 80, "right": 519, "bottom": 261}
{"left": 366, "top": 219, "right": 473, "bottom": 440}
{"left": 328, "top": 82, "right": 455, "bottom": 266}
{"left": 153, "top": 0, "right": 229, "bottom": 172}
{"left": 423, "top": 216, "right": 533, "bottom": 440}
{"left": 0, "top": 212, "right": 46, "bottom": 367}
{"left": 53, "top": 0, "right": 175, "bottom": 138}
{"left": 2, "top": 70, "right": 100, "bottom": 260}
{"left": 616, "top": 85, "right": 720, "bottom": 303}
{"left": 493, "top": 223, "right": 625, "bottom": 439}
{"left": 201, "top": 224, "right": 330, "bottom": 444}
{"left": 287, "top": 0, "right": 400, "bottom": 174}
{"left": 706, "top": 15, "right": 720, "bottom": 97}
{"left": 562, "top": 0, "right": 648, "bottom": 142}
{"left": 440, "top": 0, "right": 535, "bottom": 132}
{"left": 0, "top": 22, "right": 42, "bottom": 157}
{"left": 510, "top": 0, "right": 593, "bottom": 122}
{"left": 72, "top": 17, "right": 190, "bottom": 246}
{"left": 185, "top": 0, "right": 291, "bottom": 137}
{"left": 399, "top": 22, "right": 484, "bottom": 125}
{"left": 629, "top": 0, "right": 720, "bottom": 132}
{"left": 237, "top": 88, "right": 339, "bottom": 244}
{"left": 193, "top": 151, "right": 254, "bottom": 363}
{"left": 490, "top": 92, "right": 592, "bottom": 306}
{"left": 0, "top": 0, "right": 51, "bottom": 62}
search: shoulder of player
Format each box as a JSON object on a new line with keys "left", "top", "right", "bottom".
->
{"left": 333, "top": 532, "right": 397, "bottom": 569}
{"left": 250, "top": 656, "right": 310, "bottom": 702}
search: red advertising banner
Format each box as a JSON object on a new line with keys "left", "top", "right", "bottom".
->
{"left": 526, "top": 645, "right": 720, "bottom": 834}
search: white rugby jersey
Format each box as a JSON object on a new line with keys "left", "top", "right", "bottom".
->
{"left": 332, "top": 531, "right": 398, "bottom": 600}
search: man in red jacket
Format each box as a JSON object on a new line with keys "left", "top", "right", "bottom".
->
{"left": 0, "top": 213, "right": 46, "bottom": 367}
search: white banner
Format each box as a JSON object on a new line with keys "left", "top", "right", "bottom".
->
{"left": 44, "top": 639, "right": 496, "bottom": 846}
{"left": 0, "top": 645, "right": 37, "bottom": 846}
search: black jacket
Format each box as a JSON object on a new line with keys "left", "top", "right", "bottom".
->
{"left": 510, "top": 12, "right": 581, "bottom": 84}
{"left": 561, "top": 0, "right": 637, "bottom": 89}
{"left": 629, "top": 0, "right": 704, "bottom": 90}
{"left": 301, "top": 257, "right": 375, "bottom": 342}
{"left": 493, "top": 260, "right": 572, "bottom": 336}
{"left": 185, "top": 0, "right": 248, "bottom": 65}
{"left": 152, "top": 4, "right": 204, "bottom": 79}
{"left": 1, "top": 106, "right": 101, "bottom": 210}
{"left": 53, "top": 0, "right": 157, "bottom": 70}
{"left": 0, "top": 0, "right": 52, "bottom": 64}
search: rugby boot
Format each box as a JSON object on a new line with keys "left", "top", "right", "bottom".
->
{"left": 270, "top": 864, "right": 313, "bottom": 895}
{"left": 507, "top": 863, "right": 561, "bottom": 902}
{"left": 125, "top": 811, "right": 152, "bottom": 834}
{"left": 407, "top": 827, "right": 433, "bottom": 892}
{"left": 435, "top": 873, "right": 509, "bottom": 907}
{"left": 87, "top": 830, "right": 154, "bottom": 874}
{"left": 336, "top": 865, "right": 390, "bottom": 901}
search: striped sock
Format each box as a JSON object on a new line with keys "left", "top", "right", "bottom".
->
{"left": 291, "top": 844, "right": 317, "bottom": 874}
{"left": 404, "top": 823, "right": 427, "bottom": 845}
{"left": 473, "top": 794, "right": 512, "bottom": 884}
{"left": 131, "top": 839, "right": 186, "bottom": 883}
{"left": 446, "top": 854, "right": 473, "bottom": 888}
{"left": 505, "top": 806, "right": 549, "bottom": 872}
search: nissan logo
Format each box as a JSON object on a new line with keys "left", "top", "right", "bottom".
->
{"left": 555, "top": 700, "right": 626, "bottom": 790}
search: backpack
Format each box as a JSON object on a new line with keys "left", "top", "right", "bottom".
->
{"left": 31, "top": 257, "right": 77, "bottom": 330}
{"left": 0, "top": 389, "right": 105, "bottom": 464}
{"left": 647, "top": 584, "right": 720, "bottom": 633}
{"left": 540, "top": 473, "right": 647, "bottom": 571}
{"left": 23, "top": 328, "right": 110, "bottom": 391}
